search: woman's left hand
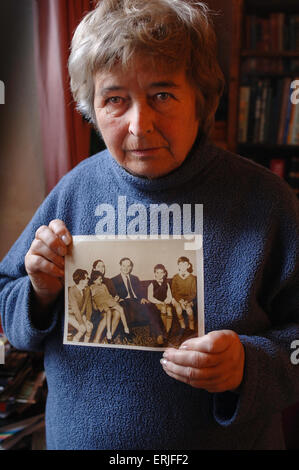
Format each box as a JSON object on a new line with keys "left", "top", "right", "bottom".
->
{"left": 161, "top": 330, "right": 245, "bottom": 393}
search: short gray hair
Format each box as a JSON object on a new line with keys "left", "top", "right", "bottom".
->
{"left": 68, "top": 0, "right": 225, "bottom": 136}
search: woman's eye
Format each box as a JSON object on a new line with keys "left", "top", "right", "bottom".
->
{"left": 106, "top": 96, "right": 123, "bottom": 105}
{"left": 155, "top": 92, "right": 171, "bottom": 102}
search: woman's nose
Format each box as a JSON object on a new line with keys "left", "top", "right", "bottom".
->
{"left": 128, "top": 102, "right": 154, "bottom": 137}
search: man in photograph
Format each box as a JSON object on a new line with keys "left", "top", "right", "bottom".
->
{"left": 112, "top": 258, "right": 164, "bottom": 344}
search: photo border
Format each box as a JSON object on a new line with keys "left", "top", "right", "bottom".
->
{"left": 64, "top": 234, "right": 204, "bottom": 351}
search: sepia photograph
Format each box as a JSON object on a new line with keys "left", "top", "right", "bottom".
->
{"left": 64, "top": 235, "right": 204, "bottom": 351}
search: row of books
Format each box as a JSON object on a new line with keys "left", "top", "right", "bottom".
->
{"left": 244, "top": 13, "right": 299, "bottom": 52}
{"left": 0, "top": 336, "right": 46, "bottom": 449}
{"left": 270, "top": 156, "right": 299, "bottom": 196}
{"left": 241, "top": 57, "right": 299, "bottom": 76}
{"left": 0, "top": 412, "right": 45, "bottom": 450}
{"left": 238, "top": 77, "right": 299, "bottom": 145}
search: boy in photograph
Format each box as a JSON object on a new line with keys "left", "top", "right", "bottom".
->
{"left": 68, "top": 269, "right": 93, "bottom": 342}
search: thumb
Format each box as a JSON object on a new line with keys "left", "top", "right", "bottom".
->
{"left": 180, "top": 330, "right": 236, "bottom": 353}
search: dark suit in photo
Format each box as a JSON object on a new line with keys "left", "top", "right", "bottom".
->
{"left": 111, "top": 273, "right": 164, "bottom": 337}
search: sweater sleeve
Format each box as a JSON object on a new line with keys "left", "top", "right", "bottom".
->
{"left": 185, "top": 275, "right": 197, "bottom": 302}
{"left": 68, "top": 287, "right": 84, "bottom": 325}
{"left": 0, "top": 185, "right": 65, "bottom": 352}
{"left": 212, "top": 185, "right": 299, "bottom": 427}
{"left": 171, "top": 275, "right": 180, "bottom": 302}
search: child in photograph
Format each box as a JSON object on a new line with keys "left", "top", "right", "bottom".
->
{"left": 68, "top": 269, "right": 93, "bottom": 342}
{"left": 89, "top": 271, "right": 130, "bottom": 342}
{"left": 171, "top": 256, "right": 197, "bottom": 331}
{"left": 147, "top": 264, "right": 173, "bottom": 335}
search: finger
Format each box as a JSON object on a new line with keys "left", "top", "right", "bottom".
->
{"left": 35, "top": 225, "right": 68, "bottom": 257}
{"left": 160, "top": 357, "right": 212, "bottom": 382}
{"left": 161, "top": 367, "right": 218, "bottom": 391}
{"left": 30, "top": 238, "right": 65, "bottom": 269}
{"left": 180, "top": 330, "right": 233, "bottom": 354}
{"left": 48, "top": 219, "right": 72, "bottom": 245}
{"left": 25, "top": 253, "right": 64, "bottom": 278}
{"left": 160, "top": 359, "right": 230, "bottom": 391}
{"left": 160, "top": 358, "right": 216, "bottom": 388}
{"left": 163, "top": 348, "right": 220, "bottom": 369}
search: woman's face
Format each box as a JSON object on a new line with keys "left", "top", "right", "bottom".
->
{"left": 79, "top": 274, "right": 89, "bottom": 289}
{"left": 94, "top": 261, "right": 105, "bottom": 274}
{"left": 154, "top": 268, "right": 165, "bottom": 282}
{"left": 93, "top": 57, "right": 199, "bottom": 178}
{"left": 178, "top": 261, "right": 190, "bottom": 274}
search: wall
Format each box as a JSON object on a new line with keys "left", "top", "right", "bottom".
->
{"left": 0, "top": 0, "right": 46, "bottom": 260}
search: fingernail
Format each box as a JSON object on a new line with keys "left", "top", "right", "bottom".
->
{"left": 160, "top": 358, "right": 168, "bottom": 366}
{"left": 61, "top": 234, "right": 71, "bottom": 245}
{"left": 58, "top": 246, "right": 66, "bottom": 256}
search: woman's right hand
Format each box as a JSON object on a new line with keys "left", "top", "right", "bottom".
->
{"left": 25, "top": 219, "right": 72, "bottom": 308}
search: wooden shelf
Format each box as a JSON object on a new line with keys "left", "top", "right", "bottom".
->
{"left": 238, "top": 143, "right": 299, "bottom": 153}
{"left": 241, "top": 50, "right": 299, "bottom": 58}
{"left": 245, "top": 0, "right": 299, "bottom": 14}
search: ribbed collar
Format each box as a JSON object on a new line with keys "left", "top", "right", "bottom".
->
{"left": 104, "top": 133, "right": 219, "bottom": 194}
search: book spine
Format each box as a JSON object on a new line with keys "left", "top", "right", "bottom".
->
{"left": 287, "top": 156, "right": 299, "bottom": 197}
{"left": 270, "top": 158, "right": 285, "bottom": 178}
{"left": 238, "top": 86, "right": 250, "bottom": 143}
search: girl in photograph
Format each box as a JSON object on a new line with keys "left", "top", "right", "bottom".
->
{"left": 171, "top": 256, "right": 197, "bottom": 331}
{"left": 89, "top": 270, "right": 130, "bottom": 342}
{"left": 147, "top": 264, "right": 173, "bottom": 335}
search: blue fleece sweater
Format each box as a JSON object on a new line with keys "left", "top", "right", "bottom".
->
{"left": 0, "top": 136, "right": 298, "bottom": 450}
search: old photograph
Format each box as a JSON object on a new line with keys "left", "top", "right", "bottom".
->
{"left": 64, "top": 235, "right": 204, "bottom": 351}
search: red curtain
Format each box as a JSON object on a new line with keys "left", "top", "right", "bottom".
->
{"left": 33, "top": 0, "right": 97, "bottom": 193}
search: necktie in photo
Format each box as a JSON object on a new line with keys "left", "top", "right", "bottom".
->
{"left": 126, "top": 275, "right": 135, "bottom": 298}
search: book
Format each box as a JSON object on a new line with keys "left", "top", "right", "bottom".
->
{"left": 270, "top": 158, "right": 285, "bottom": 178}
{"left": 253, "top": 80, "right": 263, "bottom": 143}
{"left": 238, "top": 86, "right": 251, "bottom": 143}
{"left": 290, "top": 104, "right": 299, "bottom": 145}
{"left": 287, "top": 156, "right": 299, "bottom": 196}
{"left": 244, "top": 13, "right": 299, "bottom": 53}
{"left": 269, "top": 78, "right": 285, "bottom": 144}
{"left": 0, "top": 413, "right": 45, "bottom": 450}
{"left": 277, "top": 78, "right": 292, "bottom": 144}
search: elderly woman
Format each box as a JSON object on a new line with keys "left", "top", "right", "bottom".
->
{"left": 0, "top": 0, "right": 298, "bottom": 451}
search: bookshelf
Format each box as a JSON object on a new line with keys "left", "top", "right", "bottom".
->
{"left": 225, "top": 0, "right": 299, "bottom": 196}
{"left": 0, "top": 331, "right": 47, "bottom": 450}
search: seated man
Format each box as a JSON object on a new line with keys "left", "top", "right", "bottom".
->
{"left": 112, "top": 258, "right": 164, "bottom": 345}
